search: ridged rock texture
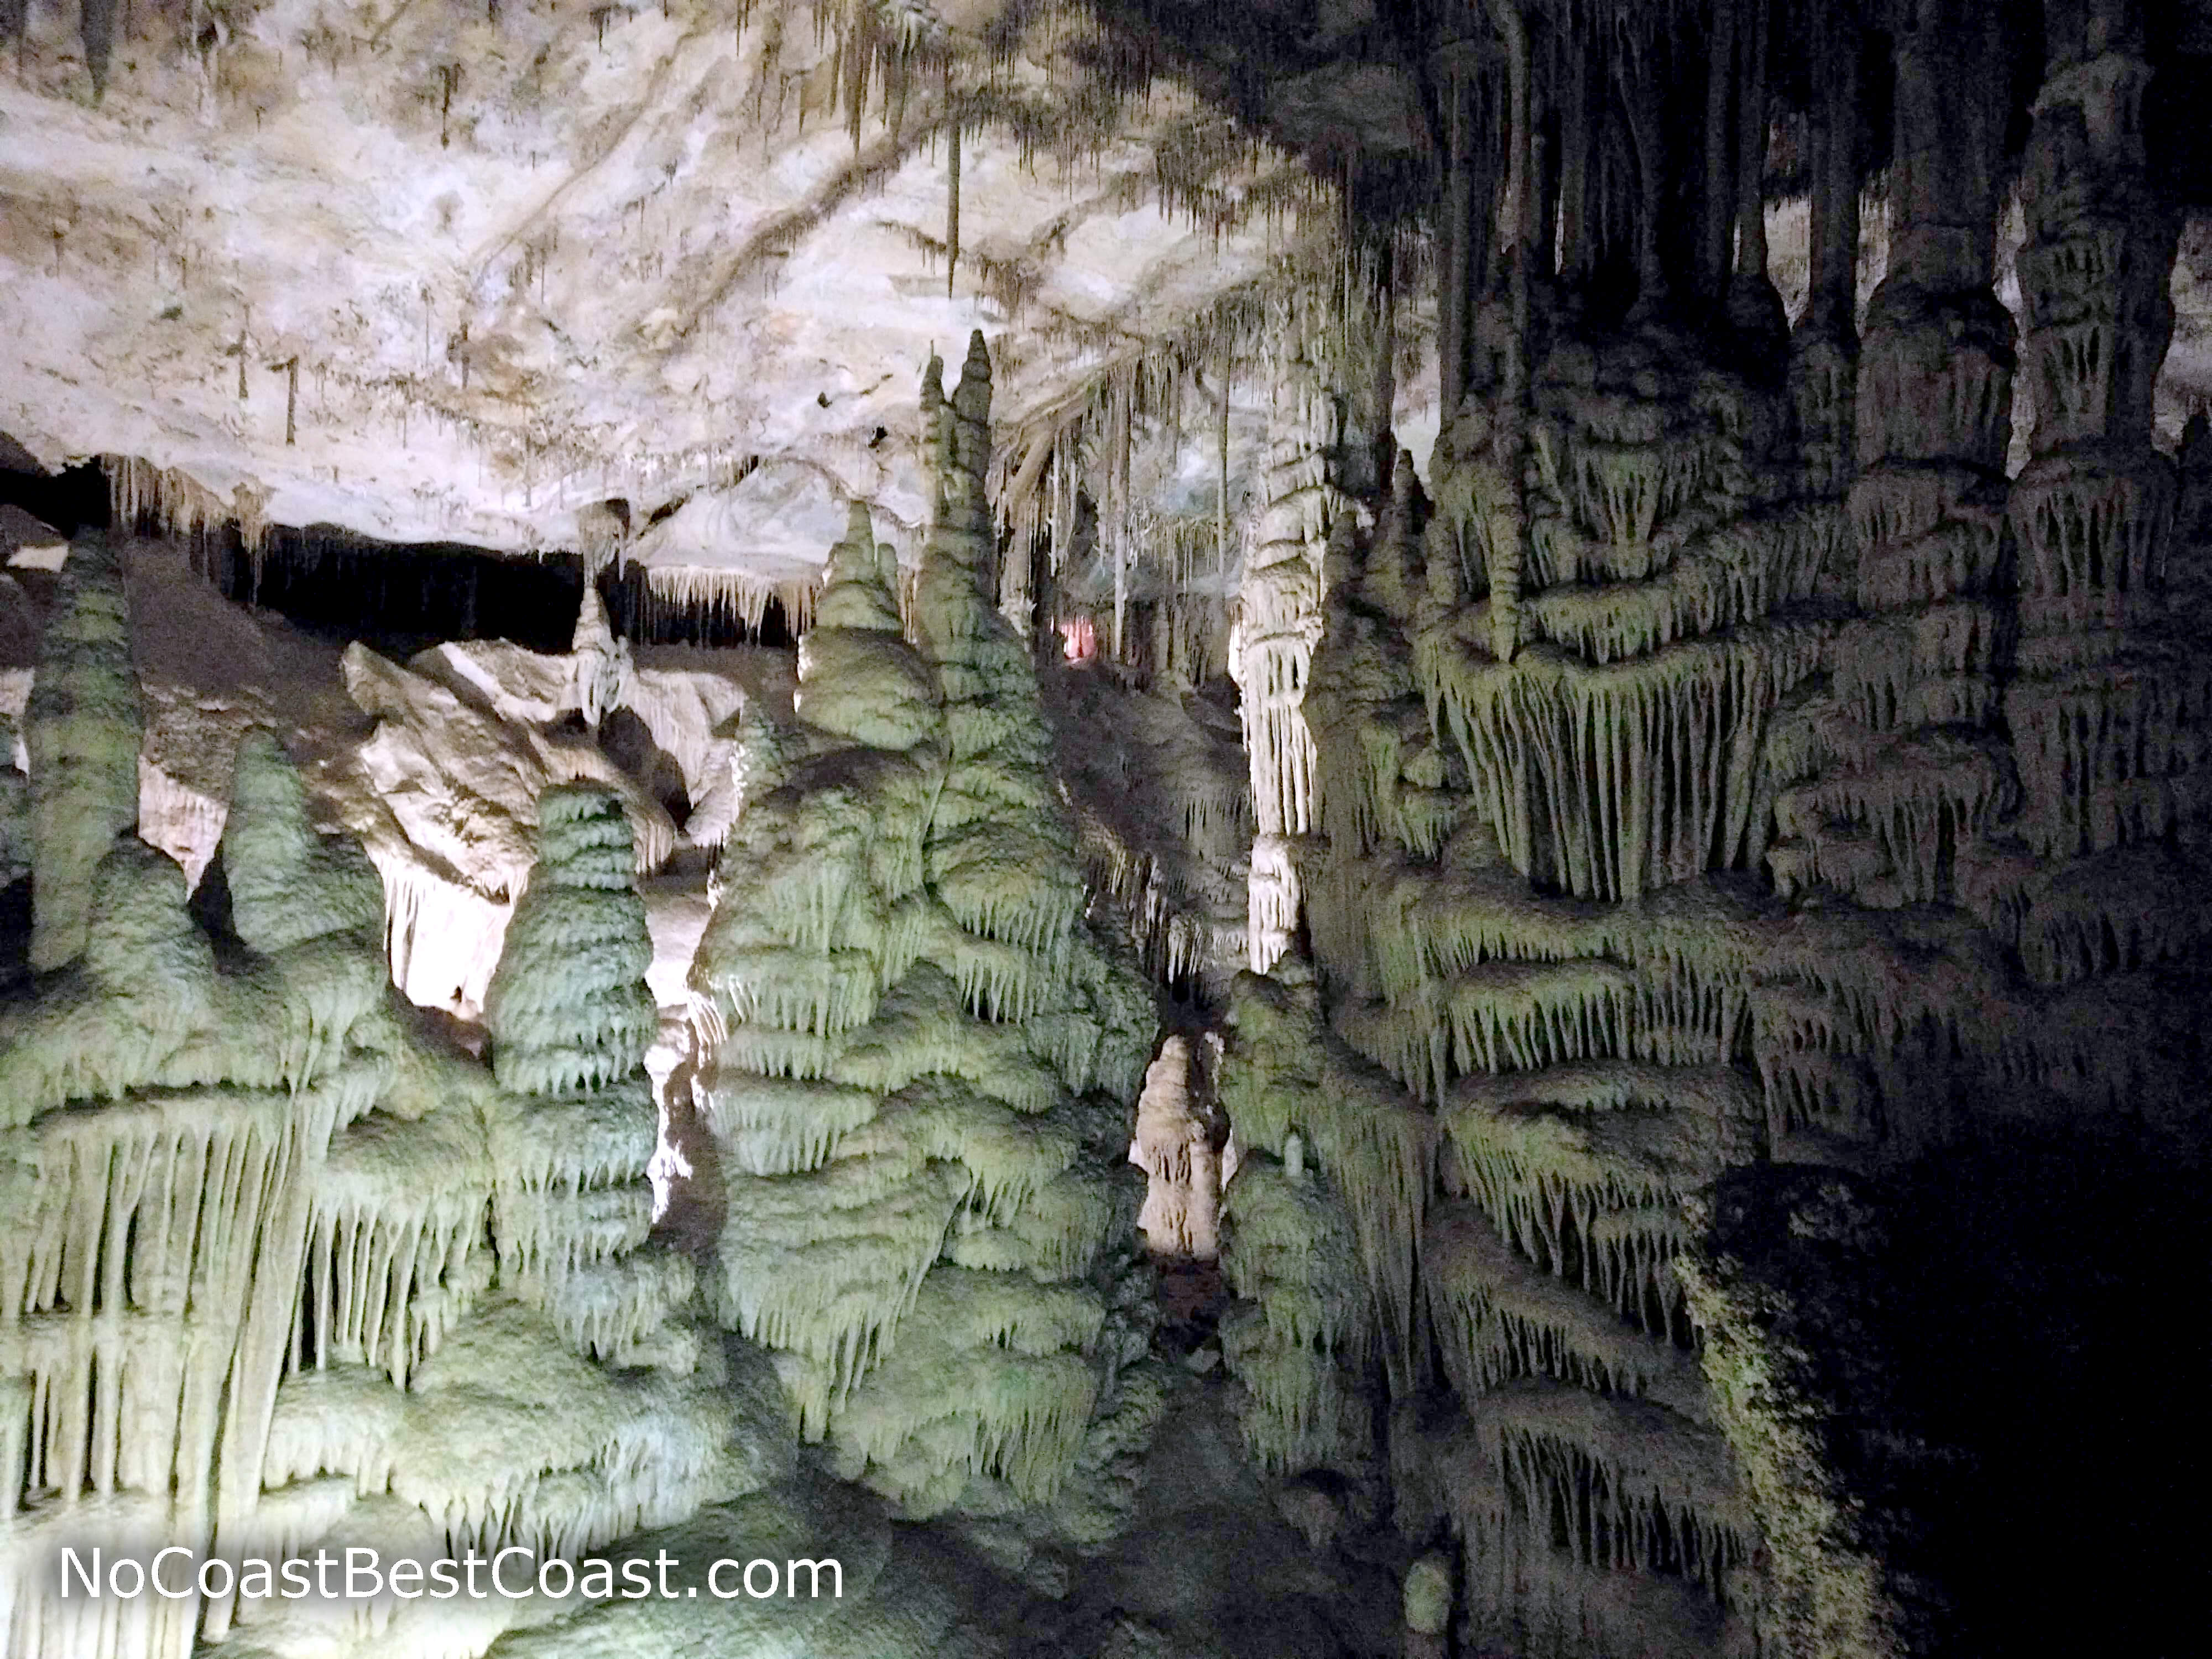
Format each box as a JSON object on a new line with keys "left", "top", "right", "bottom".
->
{"left": 1206, "top": 4, "right": 2212, "bottom": 1658}
{"left": 687, "top": 335, "right": 1165, "bottom": 1533}
{"left": 0, "top": 549, "right": 776, "bottom": 1659}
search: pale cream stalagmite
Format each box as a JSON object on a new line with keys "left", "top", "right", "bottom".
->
{"left": 1130, "top": 1036, "right": 1219, "bottom": 1260}
{"left": 689, "top": 336, "right": 1164, "bottom": 1540}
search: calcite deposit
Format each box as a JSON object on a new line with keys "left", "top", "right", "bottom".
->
{"left": 4, "top": 3, "right": 2211, "bottom": 1658}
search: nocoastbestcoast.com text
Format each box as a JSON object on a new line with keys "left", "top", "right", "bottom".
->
{"left": 56, "top": 1547, "right": 842, "bottom": 1605}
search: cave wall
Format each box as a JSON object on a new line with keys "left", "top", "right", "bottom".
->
{"left": 1217, "top": 3, "right": 2212, "bottom": 1656}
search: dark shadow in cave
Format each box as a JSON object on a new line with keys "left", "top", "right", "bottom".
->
{"left": 1709, "top": 1114, "right": 2212, "bottom": 1658}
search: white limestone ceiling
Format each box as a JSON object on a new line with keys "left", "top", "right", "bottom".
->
{"left": 0, "top": 1, "right": 1324, "bottom": 575}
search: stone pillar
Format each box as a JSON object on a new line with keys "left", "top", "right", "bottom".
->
{"left": 1768, "top": 0, "right": 2016, "bottom": 909}
{"left": 2005, "top": 2, "right": 2185, "bottom": 860}
{"left": 1235, "top": 328, "right": 1332, "bottom": 972}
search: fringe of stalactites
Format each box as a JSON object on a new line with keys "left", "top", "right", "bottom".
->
{"left": 106, "top": 456, "right": 271, "bottom": 554}
{"left": 637, "top": 565, "right": 819, "bottom": 636}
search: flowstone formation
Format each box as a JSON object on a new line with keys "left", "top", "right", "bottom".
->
{"left": 688, "top": 337, "right": 1162, "bottom": 1545}
{"left": 0, "top": 546, "right": 771, "bottom": 1659}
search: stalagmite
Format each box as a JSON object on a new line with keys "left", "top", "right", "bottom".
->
{"left": 690, "top": 338, "right": 1162, "bottom": 1527}
{"left": 1130, "top": 1036, "right": 1219, "bottom": 1259}
{"left": 484, "top": 789, "right": 659, "bottom": 1097}
{"left": 25, "top": 537, "right": 140, "bottom": 972}
{"left": 221, "top": 733, "right": 385, "bottom": 956}
{"left": 335, "top": 638, "right": 676, "bottom": 1013}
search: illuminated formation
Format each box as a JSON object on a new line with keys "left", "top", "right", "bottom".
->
{"left": 0, "top": 552, "right": 765, "bottom": 1658}
{"left": 1, "top": 3, "right": 2209, "bottom": 1657}
{"left": 690, "top": 337, "right": 1163, "bottom": 1528}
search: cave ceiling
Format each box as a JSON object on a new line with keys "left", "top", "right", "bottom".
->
{"left": 8, "top": 0, "right": 2212, "bottom": 586}
{"left": 0, "top": 0, "right": 1349, "bottom": 581}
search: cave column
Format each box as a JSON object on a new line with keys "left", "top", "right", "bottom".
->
{"left": 1234, "top": 269, "right": 1401, "bottom": 972}
{"left": 1766, "top": 0, "right": 2016, "bottom": 910}
{"left": 2003, "top": 0, "right": 2188, "bottom": 870}
{"left": 1236, "top": 321, "right": 1333, "bottom": 972}
{"left": 1790, "top": 0, "right": 1861, "bottom": 505}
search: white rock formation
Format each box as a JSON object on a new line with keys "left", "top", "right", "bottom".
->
{"left": 1130, "top": 1036, "right": 1220, "bottom": 1260}
{"left": 0, "top": 2, "right": 1327, "bottom": 604}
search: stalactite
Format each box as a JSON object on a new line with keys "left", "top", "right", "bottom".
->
{"left": 945, "top": 108, "right": 961, "bottom": 301}
{"left": 1792, "top": 1, "right": 1863, "bottom": 507}
{"left": 1047, "top": 663, "right": 1250, "bottom": 987}
{"left": 1233, "top": 328, "right": 1333, "bottom": 969}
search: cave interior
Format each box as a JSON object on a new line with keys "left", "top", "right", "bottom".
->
{"left": 4, "top": 2, "right": 2212, "bottom": 1657}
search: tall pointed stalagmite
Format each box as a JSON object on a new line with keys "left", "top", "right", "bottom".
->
{"left": 691, "top": 342, "right": 1162, "bottom": 1526}
{"left": 25, "top": 535, "right": 141, "bottom": 971}
{"left": 485, "top": 785, "right": 659, "bottom": 1096}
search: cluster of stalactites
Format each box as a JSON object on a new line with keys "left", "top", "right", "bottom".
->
{"left": 1413, "top": 303, "right": 1832, "bottom": 905}
{"left": 263, "top": 787, "right": 736, "bottom": 1605}
{"left": 1757, "top": 2, "right": 2207, "bottom": 995}
{"left": 1, "top": 555, "right": 753, "bottom": 1659}
{"left": 1407, "top": 1374, "right": 1757, "bottom": 1657}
